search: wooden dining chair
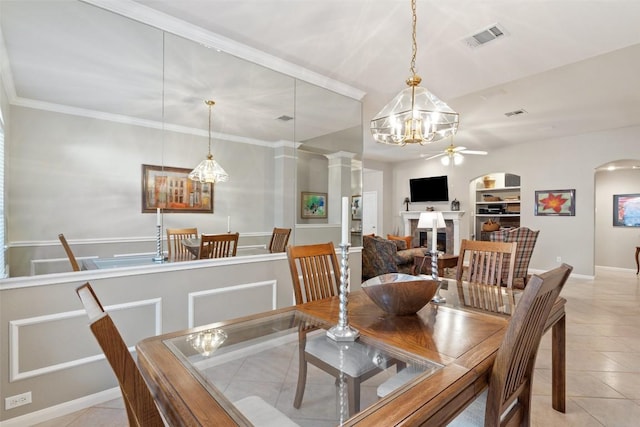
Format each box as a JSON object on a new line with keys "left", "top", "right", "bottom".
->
{"left": 198, "top": 232, "right": 239, "bottom": 259}
{"left": 166, "top": 227, "right": 198, "bottom": 260}
{"left": 58, "top": 233, "right": 80, "bottom": 271}
{"left": 448, "top": 263, "right": 573, "bottom": 426}
{"left": 456, "top": 239, "right": 518, "bottom": 315}
{"left": 76, "top": 283, "right": 164, "bottom": 427}
{"left": 268, "top": 227, "right": 291, "bottom": 253}
{"left": 287, "top": 242, "right": 387, "bottom": 416}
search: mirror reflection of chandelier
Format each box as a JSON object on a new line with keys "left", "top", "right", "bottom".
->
{"left": 370, "top": 0, "right": 459, "bottom": 146}
{"left": 188, "top": 100, "right": 229, "bottom": 183}
{"left": 186, "top": 328, "right": 228, "bottom": 357}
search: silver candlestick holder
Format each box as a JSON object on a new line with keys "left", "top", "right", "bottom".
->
{"left": 431, "top": 249, "right": 446, "bottom": 304}
{"left": 152, "top": 224, "right": 167, "bottom": 263}
{"left": 327, "top": 243, "right": 360, "bottom": 341}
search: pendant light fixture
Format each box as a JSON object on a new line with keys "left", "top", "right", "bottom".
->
{"left": 370, "top": 0, "right": 459, "bottom": 146}
{"left": 188, "top": 100, "right": 229, "bottom": 183}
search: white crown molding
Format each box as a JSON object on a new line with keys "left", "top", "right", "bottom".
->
{"left": 12, "top": 97, "right": 272, "bottom": 147}
{"left": 82, "top": 0, "right": 366, "bottom": 101}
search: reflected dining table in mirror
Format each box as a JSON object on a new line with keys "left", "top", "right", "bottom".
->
{"left": 182, "top": 238, "right": 270, "bottom": 258}
{"left": 136, "top": 282, "right": 566, "bottom": 426}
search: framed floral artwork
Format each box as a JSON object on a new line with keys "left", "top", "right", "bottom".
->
{"left": 534, "top": 189, "right": 575, "bottom": 216}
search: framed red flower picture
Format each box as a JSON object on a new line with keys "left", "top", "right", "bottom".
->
{"left": 534, "top": 189, "right": 575, "bottom": 216}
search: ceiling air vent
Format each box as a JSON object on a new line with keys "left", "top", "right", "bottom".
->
{"left": 464, "top": 23, "right": 508, "bottom": 48}
{"left": 276, "top": 115, "right": 294, "bottom": 122}
{"left": 504, "top": 109, "right": 527, "bottom": 118}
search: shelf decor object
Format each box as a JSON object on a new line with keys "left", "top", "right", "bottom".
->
{"left": 535, "top": 189, "right": 576, "bottom": 216}
{"left": 370, "top": 0, "right": 458, "bottom": 146}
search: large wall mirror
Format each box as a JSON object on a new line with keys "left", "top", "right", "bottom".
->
{"left": 0, "top": 0, "right": 362, "bottom": 278}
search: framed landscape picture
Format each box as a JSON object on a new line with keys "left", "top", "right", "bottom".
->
{"left": 613, "top": 193, "right": 640, "bottom": 227}
{"left": 301, "top": 192, "right": 327, "bottom": 219}
{"left": 142, "top": 164, "right": 213, "bottom": 213}
{"left": 534, "top": 189, "right": 575, "bottom": 216}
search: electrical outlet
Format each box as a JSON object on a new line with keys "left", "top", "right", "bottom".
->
{"left": 5, "top": 392, "right": 31, "bottom": 410}
{"left": 556, "top": 256, "right": 562, "bottom": 263}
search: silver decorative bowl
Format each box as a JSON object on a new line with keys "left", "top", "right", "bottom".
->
{"left": 362, "top": 273, "right": 440, "bottom": 316}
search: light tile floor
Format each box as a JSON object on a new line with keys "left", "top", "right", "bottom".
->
{"left": 35, "top": 267, "right": 640, "bottom": 426}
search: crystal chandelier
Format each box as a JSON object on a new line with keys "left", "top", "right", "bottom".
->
{"left": 370, "top": 0, "right": 459, "bottom": 146}
{"left": 188, "top": 100, "right": 229, "bottom": 183}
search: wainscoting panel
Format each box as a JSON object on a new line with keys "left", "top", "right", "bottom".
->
{"left": 188, "top": 280, "right": 277, "bottom": 328}
{"left": 9, "top": 298, "right": 161, "bottom": 381}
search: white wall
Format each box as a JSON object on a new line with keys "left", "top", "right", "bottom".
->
{"left": 367, "top": 125, "right": 640, "bottom": 276}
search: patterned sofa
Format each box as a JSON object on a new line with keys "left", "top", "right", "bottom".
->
{"left": 361, "top": 235, "right": 428, "bottom": 281}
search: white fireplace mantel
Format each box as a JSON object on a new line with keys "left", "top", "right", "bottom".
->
{"left": 400, "top": 211, "right": 465, "bottom": 254}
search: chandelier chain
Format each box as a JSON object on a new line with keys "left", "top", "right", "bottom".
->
{"left": 206, "top": 99, "right": 215, "bottom": 155}
{"left": 410, "top": 0, "right": 417, "bottom": 77}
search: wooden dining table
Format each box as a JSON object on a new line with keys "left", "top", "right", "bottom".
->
{"left": 136, "top": 286, "right": 566, "bottom": 426}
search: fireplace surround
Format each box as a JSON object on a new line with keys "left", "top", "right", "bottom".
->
{"left": 400, "top": 211, "right": 465, "bottom": 255}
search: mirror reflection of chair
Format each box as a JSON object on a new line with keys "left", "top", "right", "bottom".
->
{"left": 166, "top": 227, "right": 198, "bottom": 260}
{"left": 448, "top": 263, "right": 573, "bottom": 426}
{"left": 58, "top": 233, "right": 80, "bottom": 272}
{"left": 198, "top": 232, "right": 239, "bottom": 259}
{"left": 456, "top": 239, "right": 518, "bottom": 314}
{"left": 489, "top": 227, "right": 540, "bottom": 288}
{"left": 76, "top": 283, "right": 164, "bottom": 426}
{"left": 287, "top": 242, "right": 390, "bottom": 417}
{"left": 268, "top": 227, "right": 291, "bottom": 253}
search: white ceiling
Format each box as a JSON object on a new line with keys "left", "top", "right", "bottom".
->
{"left": 3, "top": 0, "right": 640, "bottom": 162}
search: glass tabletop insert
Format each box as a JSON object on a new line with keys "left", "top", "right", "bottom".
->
{"left": 164, "top": 311, "right": 442, "bottom": 426}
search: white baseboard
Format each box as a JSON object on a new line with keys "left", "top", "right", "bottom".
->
{"left": 0, "top": 388, "right": 120, "bottom": 427}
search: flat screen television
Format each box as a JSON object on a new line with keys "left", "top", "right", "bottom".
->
{"left": 410, "top": 176, "right": 449, "bottom": 202}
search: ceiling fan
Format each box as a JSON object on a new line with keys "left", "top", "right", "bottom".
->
{"left": 423, "top": 143, "right": 488, "bottom": 165}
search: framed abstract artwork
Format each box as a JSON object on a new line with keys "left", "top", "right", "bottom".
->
{"left": 301, "top": 192, "right": 327, "bottom": 219}
{"left": 142, "top": 164, "right": 213, "bottom": 213}
{"left": 613, "top": 193, "right": 640, "bottom": 227}
{"left": 534, "top": 189, "right": 575, "bottom": 216}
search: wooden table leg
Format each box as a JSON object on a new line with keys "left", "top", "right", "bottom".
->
{"left": 635, "top": 246, "right": 639, "bottom": 275}
{"left": 551, "top": 313, "right": 566, "bottom": 413}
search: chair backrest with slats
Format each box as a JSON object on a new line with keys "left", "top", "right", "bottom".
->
{"left": 484, "top": 263, "right": 572, "bottom": 426}
{"left": 59, "top": 233, "right": 80, "bottom": 272}
{"left": 76, "top": 283, "right": 164, "bottom": 427}
{"left": 268, "top": 227, "right": 292, "bottom": 253}
{"left": 166, "top": 227, "right": 198, "bottom": 259}
{"left": 198, "top": 232, "right": 239, "bottom": 259}
{"left": 456, "top": 239, "right": 517, "bottom": 314}
{"left": 286, "top": 242, "right": 341, "bottom": 304}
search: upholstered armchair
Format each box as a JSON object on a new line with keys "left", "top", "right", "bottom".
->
{"left": 489, "top": 227, "right": 540, "bottom": 288}
{"left": 362, "top": 235, "right": 427, "bottom": 281}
